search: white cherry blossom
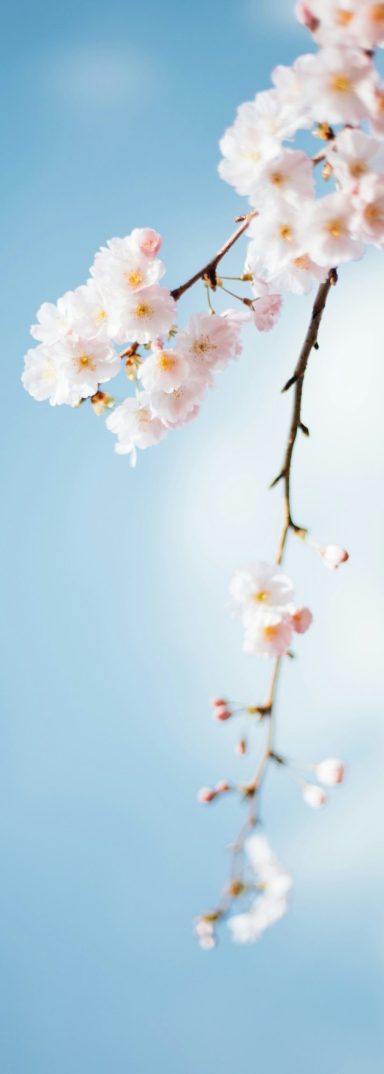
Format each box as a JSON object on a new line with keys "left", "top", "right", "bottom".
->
{"left": 305, "top": 192, "right": 365, "bottom": 266}
{"left": 91, "top": 235, "right": 165, "bottom": 299}
{"left": 176, "top": 313, "right": 242, "bottom": 372}
{"left": 106, "top": 393, "right": 167, "bottom": 465}
{"left": 111, "top": 285, "right": 177, "bottom": 345}
{"left": 138, "top": 346, "right": 190, "bottom": 394}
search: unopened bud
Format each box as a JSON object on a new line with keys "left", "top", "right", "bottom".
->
{"left": 197, "top": 787, "right": 216, "bottom": 804}
{"left": 302, "top": 783, "right": 326, "bottom": 809}
{"left": 236, "top": 738, "right": 247, "bottom": 756}
{"left": 213, "top": 705, "right": 232, "bottom": 721}
{"left": 319, "top": 544, "right": 349, "bottom": 570}
{"left": 215, "top": 780, "right": 231, "bottom": 794}
{"left": 291, "top": 606, "right": 313, "bottom": 635}
{"left": 90, "top": 390, "right": 115, "bottom": 416}
{"left": 313, "top": 758, "right": 345, "bottom": 786}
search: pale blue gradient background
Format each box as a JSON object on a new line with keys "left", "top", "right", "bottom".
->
{"left": 1, "top": 1, "right": 384, "bottom": 1071}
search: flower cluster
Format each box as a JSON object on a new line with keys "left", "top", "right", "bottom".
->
{"left": 195, "top": 835, "right": 292, "bottom": 949}
{"left": 219, "top": 8, "right": 384, "bottom": 297}
{"left": 22, "top": 224, "right": 283, "bottom": 465}
{"left": 22, "top": 0, "right": 367, "bottom": 956}
{"left": 230, "top": 562, "right": 312, "bottom": 657}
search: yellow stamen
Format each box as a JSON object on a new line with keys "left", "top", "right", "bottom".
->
{"left": 330, "top": 73, "right": 351, "bottom": 94}
{"left": 192, "top": 336, "right": 213, "bottom": 355}
{"left": 371, "top": 4, "right": 384, "bottom": 24}
{"left": 364, "top": 202, "right": 383, "bottom": 224}
{"left": 279, "top": 224, "right": 293, "bottom": 242}
{"left": 270, "top": 171, "right": 285, "bottom": 187}
{"left": 96, "top": 308, "right": 108, "bottom": 321}
{"left": 157, "top": 351, "right": 176, "bottom": 371}
{"left": 125, "top": 269, "right": 144, "bottom": 288}
{"left": 134, "top": 302, "right": 153, "bottom": 318}
{"left": 349, "top": 160, "right": 368, "bottom": 178}
{"left": 293, "top": 255, "right": 310, "bottom": 270}
{"left": 253, "top": 589, "right": 269, "bottom": 603}
{"left": 263, "top": 624, "right": 279, "bottom": 642}
{"left": 326, "top": 217, "right": 345, "bottom": 238}
{"left": 336, "top": 9, "right": 354, "bottom": 26}
{"left": 76, "top": 353, "right": 96, "bottom": 371}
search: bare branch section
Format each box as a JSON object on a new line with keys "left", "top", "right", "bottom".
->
{"left": 211, "top": 271, "right": 337, "bottom": 926}
{"left": 170, "top": 211, "right": 258, "bottom": 301}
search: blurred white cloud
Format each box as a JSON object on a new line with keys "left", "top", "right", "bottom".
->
{"left": 48, "top": 43, "right": 157, "bottom": 111}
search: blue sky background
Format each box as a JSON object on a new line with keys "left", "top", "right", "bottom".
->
{"left": 1, "top": 1, "right": 384, "bottom": 1070}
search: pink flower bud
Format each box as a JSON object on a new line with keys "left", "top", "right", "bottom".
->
{"left": 302, "top": 783, "right": 326, "bottom": 809}
{"left": 236, "top": 738, "right": 247, "bottom": 756}
{"left": 291, "top": 606, "right": 313, "bottom": 635}
{"left": 319, "top": 545, "right": 349, "bottom": 570}
{"left": 215, "top": 780, "right": 231, "bottom": 794}
{"left": 132, "top": 227, "right": 162, "bottom": 258}
{"left": 213, "top": 705, "right": 232, "bottom": 721}
{"left": 314, "top": 759, "right": 345, "bottom": 786}
{"left": 211, "top": 697, "right": 228, "bottom": 708}
{"left": 197, "top": 787, "right": 216, "bottom": 804}
{"left": 294, "top": 2, "right": 319, "bottom": 31}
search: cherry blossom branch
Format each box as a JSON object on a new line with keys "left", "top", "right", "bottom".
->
{"left": 273, "top": 269, "right": 338, "bottom": 563}
{"left": 170, "top": 211, "right": 258, "bottom": 301}
{"left": 204, "top": 269, "right": 339, "bottom": 931}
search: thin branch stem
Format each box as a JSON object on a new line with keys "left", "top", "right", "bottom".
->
{"left": 170, "top": 211, "right": 258, "bottom": 301}
{"left": 210, "top": 270, "right": 338, "bottom": 926}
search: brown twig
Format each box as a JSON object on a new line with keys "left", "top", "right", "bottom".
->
{"left": 207, "top": 270, "right": 338, "bottom": 928}
{"left": 170, "top": 211, "right": 258, "bottom": 301}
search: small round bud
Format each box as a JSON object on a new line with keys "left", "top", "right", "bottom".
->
{"left": 211, "top": 697, "right": 228, "bottom": 708}
{"left": 213, "top": 705, "right": 231, "bottom": 721}
{"left": 319, "top": 545, "right": 349, "bottom": 570}
{"left": 291, "top": 606, "right": 313, "bottom": 635}
{"left": 314, "top": 759, "right": 345, "bottom": 786}
{"left": 302, "top": 783, "right": 326, "bottom": 809}
{"left": 197, "top": 787, "right": 216, "bottom": 804}
{"left": 215, "top": 780, "right": 231, "bottom": 794}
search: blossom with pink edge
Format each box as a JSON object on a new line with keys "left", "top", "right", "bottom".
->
{"left": 130, "top": 227, "right": 162, "bottom": 258}
{"left": 302, "top": 783, "right": 326, "bottom": 809}
{"left": 313, "top": 758, "right": 345, "bottom": 785}
{"left": 106, "top": 392, "right": 167, "bottom": 465}
{"left": 317, "top": 544, "right": 349, "bottom": 570}
{"left": 110, "top": 285, "right": 177, "bottom": 345}
{"left": 176, "top": 312, "right": 242, "bottom": 372}
{"left": 305, "top": 192, "right": 364, "bottom": 267}
{"left": 291, "top": 606, "right": 313, "bottom": 634}
{"left": 138, "top": 347, "right": 190, "bottom": 394}
{"left": 149, "top": 373, "right": 207, "bottom": 427}
{"left": 90, "top": 234, "right": 165, "bottom": 299}
{"left": 243, "top": 611, "right": 293, "bottom": 658}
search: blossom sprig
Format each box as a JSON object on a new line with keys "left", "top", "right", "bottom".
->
{"left": 22, "top": 0, "right": 379, "bottom": 953}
